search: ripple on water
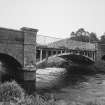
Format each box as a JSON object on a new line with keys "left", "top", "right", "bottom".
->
{"left": 36, "top": 67, "right": 66, "bottom": 89}
{"left": 36, "top": 67, "right": 105, "bottom": 103}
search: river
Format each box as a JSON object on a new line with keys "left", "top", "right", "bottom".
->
{"left": 36, "top": 65, "right": 105, "bottom": 104}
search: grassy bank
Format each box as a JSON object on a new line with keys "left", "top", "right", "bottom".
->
{"left": 37, "top": 56, "right": 76, "bottom": 69}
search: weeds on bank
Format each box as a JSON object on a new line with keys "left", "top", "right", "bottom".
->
{"left": 0, "top": 81, "right": 24, "bottom": 102}
{"left": 0, "top": 81, "right": 105, "bottom": 105}
{"left": 0, "top": 81, "right": 56, "bottom": 105}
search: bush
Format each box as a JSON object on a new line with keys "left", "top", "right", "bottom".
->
{"left": 0, "top": 81, "right": 25, "bottom": 102}
{"left": 37, "top": 56, "right": 68, "bottom": 69}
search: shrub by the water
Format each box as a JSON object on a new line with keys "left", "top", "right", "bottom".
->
{"left": 37, "top": 56, "right": 69, "bottom": 69}
{"left": 0, "top": 81, "right": 24, "bottom": 102}
{"left": 0, "top": 81, "right": 105, "bottom": 105}
{"left": 0, "top": 81, "right": 55, "bottom": 105}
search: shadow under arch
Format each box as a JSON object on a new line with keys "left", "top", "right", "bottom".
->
{"left": 102, "top": 55, "right": 105, "bottom": 61}
{"left": 58, "top": 54, "right": 95, "bottom": 65}
{"left": 0, "top": 53, "right": 23, "bottom": 83}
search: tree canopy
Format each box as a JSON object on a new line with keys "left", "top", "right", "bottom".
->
{"left": 70, "top": 28, "right": 99, "bottom": 43}
{"left": 100, "top": 33, "right": 105, "bottom": 44}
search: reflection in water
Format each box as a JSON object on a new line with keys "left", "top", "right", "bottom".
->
{"left": 36, "top": 65, "right": 105, "bottom": 103}
{"left": 36, "top": 67, "right": 67, "bottom": 89}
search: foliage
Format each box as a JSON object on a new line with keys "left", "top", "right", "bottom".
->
{"left": 37, "top": 56, "right": 69, "bottom": 68}
{"left": 0, "top": 81, "right": 24, "bottom": 102}
{"left": 0, "top": 93, "right": 55, "bottom": 105}
{"left": 100, "top": 33, "right": 105, "bottom": 44}
{"left": 0, "top": 81, "right": 55, "bottom": 105}
{"left": 0, "top": 81, "right": 105, "bottom": 105}
{"left": 89, "top": 32, "right": 99, "bottom": 42}
{"left": 70, "top": 28, "right": 99, "bottom": 42}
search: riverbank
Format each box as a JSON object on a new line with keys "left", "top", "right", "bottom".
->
{"left": 36, "top": 56, "right": 69, "bottom": 69}
{"left": 1, "top": 81, "right": 105, "bottom": 105}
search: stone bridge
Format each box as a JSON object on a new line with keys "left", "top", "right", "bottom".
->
{"left": 0, "top": 27, "right": 105, "bottom": 93}
{"left": 0, "top": 27, "right": 104, "bottom": 68}
{"left": 0, "top": 27, "right": 38, "bottom": 93}
{"left": 0, "top": 27, "right": 38, "bottom": 69}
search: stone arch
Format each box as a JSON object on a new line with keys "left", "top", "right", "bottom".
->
{"left": 0, "top": 53, "right": 23, "bottom": 82}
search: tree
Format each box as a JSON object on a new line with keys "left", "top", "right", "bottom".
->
{"left": 70, "top": 28, "right": 99, "bottom": 42}
{"left": 100, "top": 33, "right": 105, "bottom": 44}
{"left": 76, "top": 28, "right": 85, "bottom": 36}
{"left": 89, "top": 32, "right": 99, "bottom": 43}
{"left": 70, "top": 28, "right": 90, "bottom": 42}
{"left": 70, "top": 31, "right": 76, "bottom": 38}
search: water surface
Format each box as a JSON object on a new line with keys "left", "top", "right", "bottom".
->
{"left": 36, "top": 66, "right": 105, "bottom": 103}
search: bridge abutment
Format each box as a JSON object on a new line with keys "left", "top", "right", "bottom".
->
{"left": 21, "top": 27, "right": 38, "bottom": 68}
{"left": 21, "top": 27, "right": 38, "bottom": 94}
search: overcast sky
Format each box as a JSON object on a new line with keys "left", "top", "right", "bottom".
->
{"left": 0, "top": 0, "right": 105, "bottom": 38}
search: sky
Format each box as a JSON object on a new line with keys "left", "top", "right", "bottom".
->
{"left": 0, "top": 0, "right": 105, "bottom": 38}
